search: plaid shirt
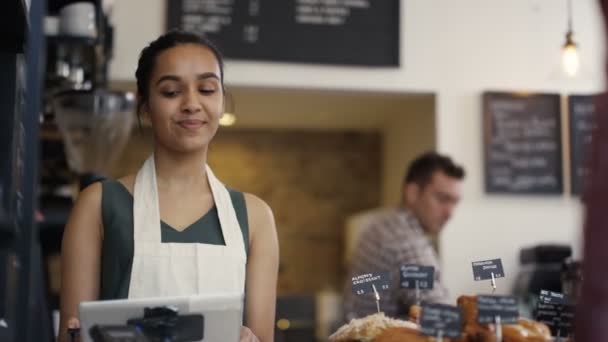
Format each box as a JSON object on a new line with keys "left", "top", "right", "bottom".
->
{"left": 343, "top": 208, "right": 448, "bottom": 320}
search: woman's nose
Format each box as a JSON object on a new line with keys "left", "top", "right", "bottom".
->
{"left": 181, "top": 89, "right": 202, "bottom": 113}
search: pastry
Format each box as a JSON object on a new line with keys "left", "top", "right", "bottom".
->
{"left": 409, "top": 305, "right": 421, "bottom": 324}
{"left": 456, "top": 295, "right": 552, "bottom": 342}
{"left": 329, "top": 312, "right": 419, "bottom": 342}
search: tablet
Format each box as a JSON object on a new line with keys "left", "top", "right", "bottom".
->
{"left": 79, "top": 293, "right": 243, "bottom": 342}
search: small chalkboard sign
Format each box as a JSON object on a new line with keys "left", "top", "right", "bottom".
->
{"left": 477, "top": 295, "right": 519, "bottom": 324}
{"left": 568, "top": 94, "right": 597, "bottom": 196}
{"left": 420, "top": 303, "right": 463, "bottom": 339}
{"left": 536, "top": 290, "right": 574, "bottom": 337}
{"left": 539, "top": 289, "right": 568, "bottom": 305}
{"left": 536, "top": 302, "right": 561, "bottom": 335}
{"left": 400, "top": 265, "right": 434, "bottom": 289}
{"left": 472, "top": 259, "right": 504, "bottom": 281}
{"left": 483, "top": 92, "right": 563, "bottom": 194}
{"left": 351, "top": 272, "right": 390, "bottom": 295}
{"left": 558, "top": 305, "right": 575, "bottom": 336}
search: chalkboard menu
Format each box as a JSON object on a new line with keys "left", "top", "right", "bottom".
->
{"left": 483, "top": 92, "right": 563, "bottom": 194}
{"left": 568, "top": 95, "right": 597, "bottom": 196}
{"left": 166, "top": 0, "right": 399, "bottom": 66}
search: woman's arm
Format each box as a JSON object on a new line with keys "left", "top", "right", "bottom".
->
{"left": 243, "top": 193, "right": 279, "bottom": 342}
{"left": 59, "top": 183, "right": 104, "bottom": 342}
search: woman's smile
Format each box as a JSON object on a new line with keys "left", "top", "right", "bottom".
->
{"left": 176, "top": 118, "right": 207, "bottom": 130}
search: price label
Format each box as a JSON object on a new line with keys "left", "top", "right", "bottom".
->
{"left": 351, "top": 272, "right": 391, "bottom": 295}
{"left": 539, "top": 289, "right": 568, "bottom": 305}
{"left": 477, "top": 295, "right": 519, "bottom": 324}
{"left": 472, "top": 259, "right": 505, "bottom": 281}
{"left": 400, "top": 265, "right": 434, "bottom": 289}
{"left": 536, "top": 294, "right": 574, "bottom": 337}
{"left": 420, "top": 303, "right": 463, "bottom": 339}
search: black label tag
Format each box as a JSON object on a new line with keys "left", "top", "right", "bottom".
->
{"left": 351, "top": 272, "right": 391, "bottom": 295}
{"left": 558, "top": 305, "right": 575, "bottom": 336}
{"left": 539, "top": 290, "right": 568, "bottom": 305}
{"left": 399, "top": 265, "right": 434, "bottom": 289}
{"left": 536, "top": 290, "right": 573, "bottom": 337}
{"left": 420, "top": 303, "right": 463, "bottom": 339}
{"left": 477, "top": 295, "right": 519, "bottom": 324}
{"left": 537, "top": 302, "right": 574, "bottom": 337}
{"left": 472, "top": 259, "right": 505, "bottom": 281}
{"left": 536, "top": 302, "right": 561, "bottom": 335}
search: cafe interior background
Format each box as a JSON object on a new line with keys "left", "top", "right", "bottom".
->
{"left": 1, "top": 0, "right": 607, "bottom": 341}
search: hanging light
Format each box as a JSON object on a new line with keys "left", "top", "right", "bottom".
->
{"left": 219, "top": 112, "right": 236, "bottom": 126}
{"left": 561, "top": 0, "right": 580, "bottom": 77}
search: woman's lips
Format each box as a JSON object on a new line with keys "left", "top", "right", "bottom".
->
{"left": 177, "top": 119, "right": 206, "bottom": 129}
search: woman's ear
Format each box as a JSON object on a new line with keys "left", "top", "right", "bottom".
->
{"left": 137, "top": 101, "right": 153, "bottom": 127}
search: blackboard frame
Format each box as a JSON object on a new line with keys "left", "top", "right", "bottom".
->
{"left": 166, "top": 0, "right": 400, "bottom": 67}
{"left": 568, "top": 94, "right": 597, "bottom": 196}
{"left": 483, "top": 92, "right": 564, "bottom": 195}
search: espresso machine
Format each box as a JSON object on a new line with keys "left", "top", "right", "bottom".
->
{"left": 512, "top": 244, "right": 574, "bottom": 317}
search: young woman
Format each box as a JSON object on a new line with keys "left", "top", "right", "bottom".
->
{"left": 59, "top": 31, "right": 279, "bottom": 342}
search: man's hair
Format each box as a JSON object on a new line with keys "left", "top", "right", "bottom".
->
{"left": 403, "top": 151, "right": 465, "bottom": 188}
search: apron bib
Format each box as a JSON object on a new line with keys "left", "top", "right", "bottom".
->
{"left": 128, "top": 155, "right": 246, "bottom": 298}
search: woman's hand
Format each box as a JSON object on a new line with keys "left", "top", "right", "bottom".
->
{"left": 64, "top": 317, "right": 81, "bottom": 342}
{"left": 240, "top": 326, "right": 261, "bottom": 342}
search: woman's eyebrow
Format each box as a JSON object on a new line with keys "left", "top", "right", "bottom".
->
{"left": 155, "top": 75, "right": 180, "bottom": 85}
{"left": 197, "top": 72, "right": 220, "bottom": 81}
{"left": 155, "top": 72, "right": 220, "bottom": 85}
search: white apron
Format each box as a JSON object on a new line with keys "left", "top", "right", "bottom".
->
{"left": 128, "top": 155, "right": 246, "bottom": 298}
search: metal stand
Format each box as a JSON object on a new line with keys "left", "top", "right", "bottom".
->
{"left": 495, "top": 316, "right": 502, "bottom": 342}
{"left": 491, "top": 272, "right": 497, "bottom": 293}
{"left": 372, "top": 284, "right": 381, "bottom": 313}
{"left": 554, "top": 329, "right": 561, "bottom": 342}
{"left": 436, "top": 329, "right": 443, "bottom": 342}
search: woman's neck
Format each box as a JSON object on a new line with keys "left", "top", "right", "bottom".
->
{"left": 153, "top": 145, "right": 210, "bottom": 193}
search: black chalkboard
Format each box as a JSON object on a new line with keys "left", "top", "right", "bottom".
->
{"left": 483, "top": 92, "right": 563, "bottom": 194}
{"left": 568, "top": 95, "right": 597, "bottom": 196}
{"left": 166, "top": 0, "right": 399, "bottom": 66}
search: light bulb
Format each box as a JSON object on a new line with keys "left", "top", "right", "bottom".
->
{"left": 562, "top": 33, "right": 580, "bottom": 77}
{"left": 219, "top": 112, "right": 236, "bottom": 126}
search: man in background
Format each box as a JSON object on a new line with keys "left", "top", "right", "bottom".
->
{"left": 344, "top": 151, "right": 465, "bottom": 320}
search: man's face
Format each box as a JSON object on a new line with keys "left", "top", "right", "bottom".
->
{"left": 406, "top": 171, "right": 462, "bottom": 234}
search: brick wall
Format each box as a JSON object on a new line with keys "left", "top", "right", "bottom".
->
{"left": 111, "top": 128, "right": 382, "bottom": 294}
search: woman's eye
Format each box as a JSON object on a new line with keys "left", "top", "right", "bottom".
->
{"left": 161, "top": 90, "right": 179, "bottom": 97}
{"left": 199, "top": 88, "right": 216, "bottom": 95}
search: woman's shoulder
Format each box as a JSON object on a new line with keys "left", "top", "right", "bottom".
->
{"left": 104, "top": 174, "right": 136, "bottom": 195}
{"left": 242, "top": 193, "right": 275, "bottom": 236}
{"left": 242, "top": 193, "right": 273, "bottom": 217}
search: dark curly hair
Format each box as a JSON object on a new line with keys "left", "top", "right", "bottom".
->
{"left": 403, "top": 151, "right": 465, "bottom": 188}
{"left": 134, "top": 30, "right": 225, "bottom": 115}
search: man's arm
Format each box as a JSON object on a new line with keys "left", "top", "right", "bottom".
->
{"left": 343, "top": 225, "right": 398, "bottom": 320}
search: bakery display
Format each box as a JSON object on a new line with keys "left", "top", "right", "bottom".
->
{"left": 456, "top": 295, "right": 552, "bottom": 342}
{"left": 331, "top": 295, "right": 557, "bottom": 342}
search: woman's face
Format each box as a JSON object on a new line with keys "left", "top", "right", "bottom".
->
{"left": 144, "top": 43, "right": 224, "bottom": 153}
